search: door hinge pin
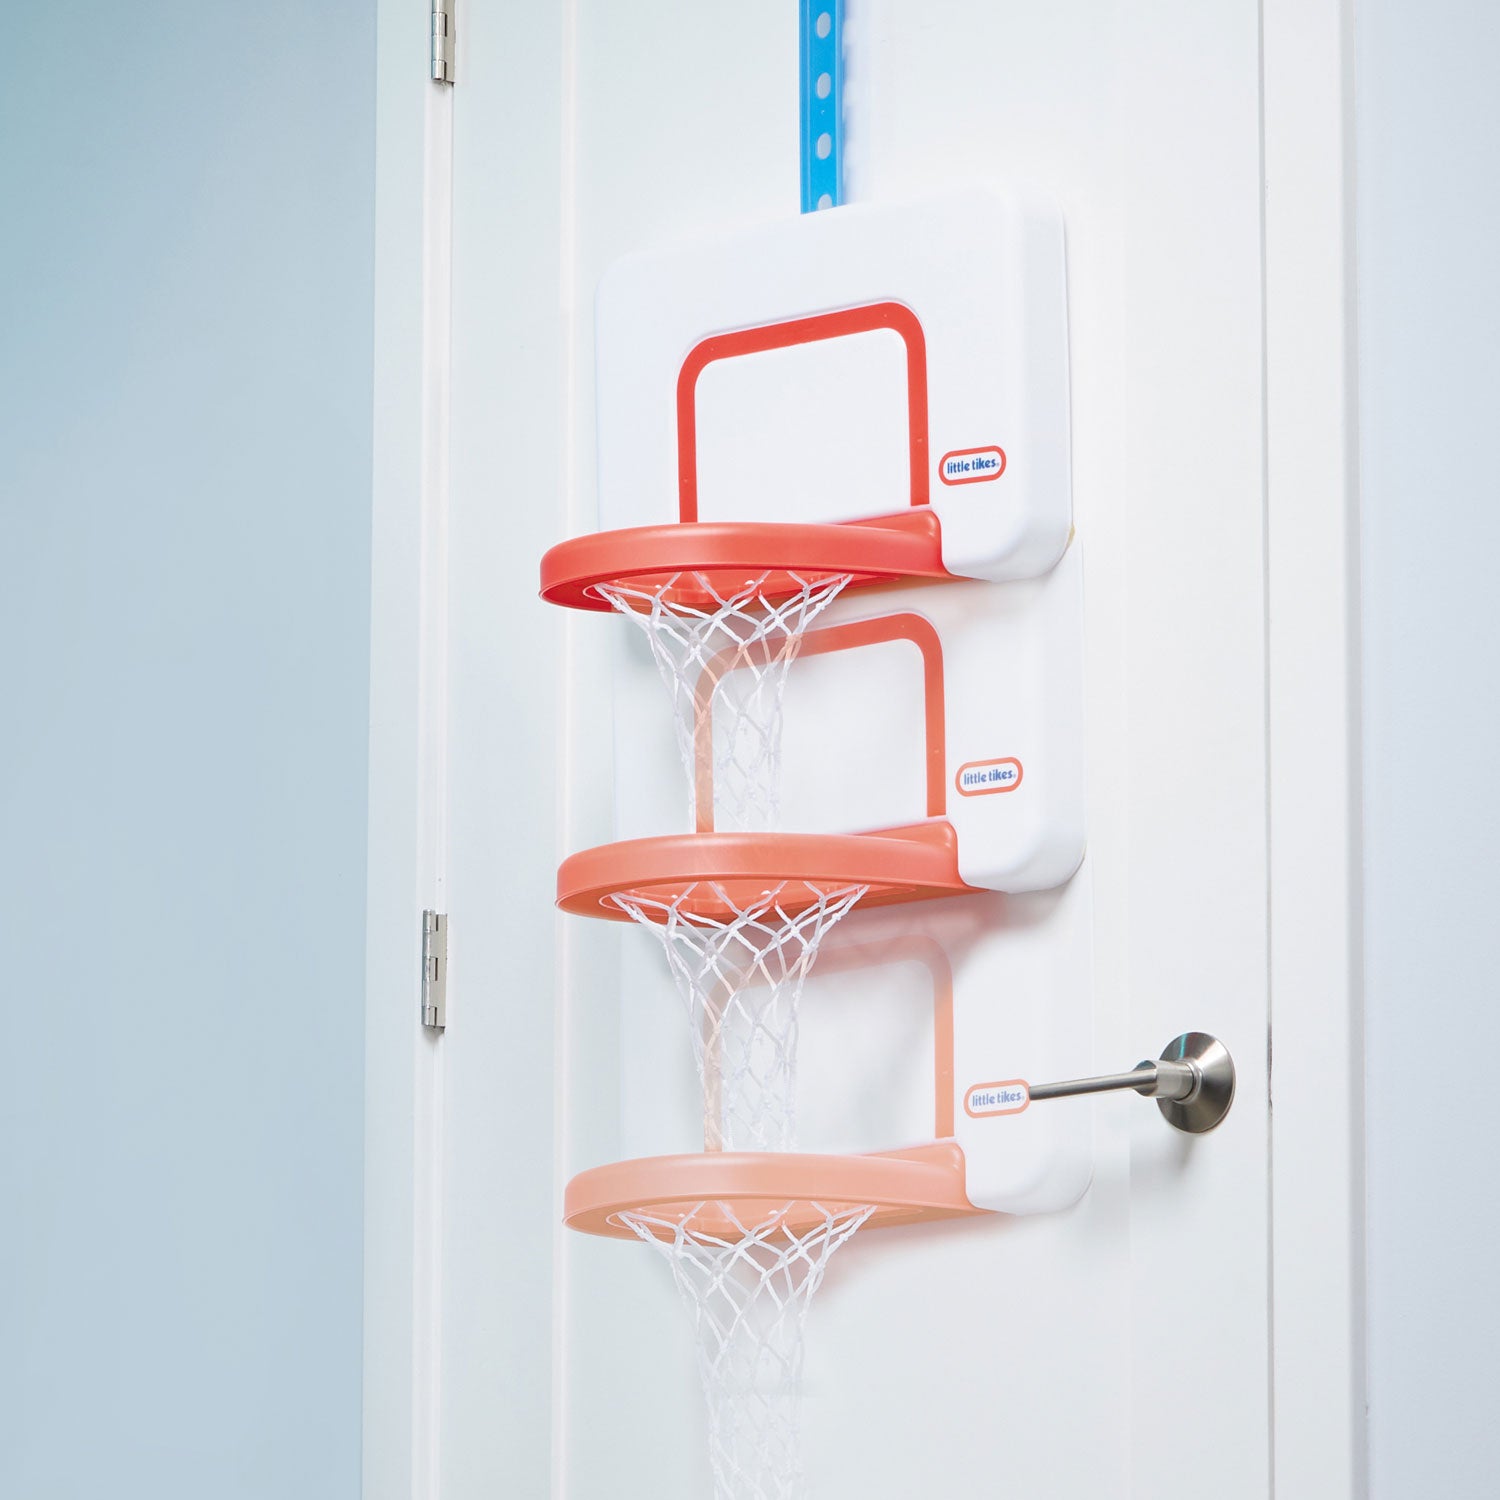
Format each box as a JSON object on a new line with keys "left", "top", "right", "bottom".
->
{"left": 431, "top": 4, "right": 456, "bottom": 84}
{"left": 421, "top": 910, "right": 448, "bottom": 1030}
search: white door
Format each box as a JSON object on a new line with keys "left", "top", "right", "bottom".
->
{"left": 364, "top": 3, "right": 1361, "bottom": 1496}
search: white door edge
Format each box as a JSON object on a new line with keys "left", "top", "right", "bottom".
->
{"left": 364, "top": 1, "right": 454, "bottom": 1494}
{"left": 1264, "top": 2, "right": 1367, "bottom": 1495}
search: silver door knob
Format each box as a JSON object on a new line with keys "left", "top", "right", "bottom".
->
{"left": 1024, "top": 1032, "right": 1236, "bottom": 1134}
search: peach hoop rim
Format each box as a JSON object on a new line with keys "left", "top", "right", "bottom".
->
{"left": 555, "top": 821, "right": 975, "bottom": 922}
{"left": 538, "top": 512, "right": 951, "bottom": 613}
{"left": 563, "top": 1141, "right": 983, "bottom": 1240}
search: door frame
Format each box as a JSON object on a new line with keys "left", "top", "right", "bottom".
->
{"left": 363, "top": 1, "right": 1367, "bottom": 1494}
{"left": 362, "top": 1, "right": 455, "bottom": 1496}
{"left": 1263, "top": 1, "right": 1366, "bottom": 1494}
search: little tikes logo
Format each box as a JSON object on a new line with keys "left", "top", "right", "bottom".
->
{"left": 965, "top": 1080, "right": 1030, "bottom": 1119}
{"left": 939, "top": 445, "right": 1006, "bottom": 485}
{"left": 955, "top": 757, "right": 1023, "bottom": 796}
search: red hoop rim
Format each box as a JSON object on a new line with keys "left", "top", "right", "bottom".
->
{"left": 538, "top": 512, "right": 951, "bottom": 613}
{"left": 564, "top": 1141, "right": 983, "bottom": 1240}
{"left": 555, "top": 821, "right": 974, "bottom": 922}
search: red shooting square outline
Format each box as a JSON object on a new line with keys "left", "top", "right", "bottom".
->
{"left": 675, "top": 302, "right": 931, "bottom": 523}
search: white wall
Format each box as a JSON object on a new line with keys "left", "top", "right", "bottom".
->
{"left": 0, "top": 5, "right": 374, "bottom": 1496}
{"left": 1357, "top": 2, "right": 1500, "bottom": 1493}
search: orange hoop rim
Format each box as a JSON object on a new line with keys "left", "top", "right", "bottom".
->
{"left": 538, "top": 512, "right": 952, "bottom": 613}
{"left": 555, "top": 821, "right": 975, "bottom": 922}
{"left": 563, "top": 1141, "right": 984, "bottom": 1240}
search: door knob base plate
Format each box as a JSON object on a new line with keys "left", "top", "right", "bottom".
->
{"left": 1156, "top": 1032, "right": 1236, "bottom": 1134}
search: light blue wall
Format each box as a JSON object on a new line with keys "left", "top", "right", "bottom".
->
{"left": 0, "top": 5, "right": 374, "bottom": 1496}
{"left": 1358, "top": 2, "right": 1500, "bottom": 1492}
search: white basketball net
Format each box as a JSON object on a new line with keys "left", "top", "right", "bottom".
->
{"left": 598, "top": 571, "right": 849, "bottom": 833}
{"left": 611, "top": 880, "right": 866, "bottom": 1152}
{"left": 621, "top": 1200, "right": 875, "bottom": 1500}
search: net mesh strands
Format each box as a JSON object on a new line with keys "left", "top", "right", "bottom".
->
{"left": 611, "top": 881, "right": 867, "bottom": 1152}
{"left": 621, "top": 1200, "right": 876, "bottom": 1500}
{"left": 597, "top": 570, "right": 849, "bottom": 833}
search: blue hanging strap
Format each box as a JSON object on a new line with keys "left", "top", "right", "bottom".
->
{"left": 799, "top": 0, "right": 843, "bottom": 212}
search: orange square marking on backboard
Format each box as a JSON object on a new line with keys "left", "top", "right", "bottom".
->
{"left": 693, "top": 613, "right": 947, "bottom": 833}
{"left": 675, "top": 302, "right": 930, "bottom": 523}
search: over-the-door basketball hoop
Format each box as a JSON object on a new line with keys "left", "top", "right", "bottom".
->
{"left": 542, "top": 173, "right": 1093, "bottom": 1500}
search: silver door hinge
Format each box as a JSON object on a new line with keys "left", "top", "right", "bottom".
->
{"left": 431, "top": 2, "right": 455, "bottom": 84}
{"left": 421, "top": 910, "right": 448, "bottom": 1029}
